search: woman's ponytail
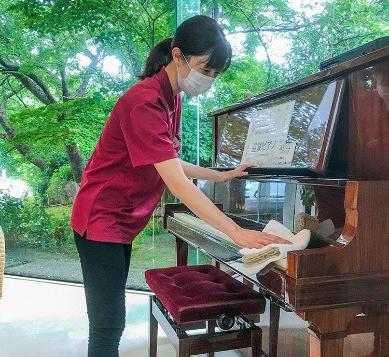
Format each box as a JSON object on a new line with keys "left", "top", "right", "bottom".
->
{"left": 138, "top": 16, "right": 232, "bottom": 80}
{"left": 138, "top": 38, "right": 173, "bottom": 80}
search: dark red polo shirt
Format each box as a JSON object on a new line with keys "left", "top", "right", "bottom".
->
{"left": 70, "top": 68, "right": 181, "bottom": 244}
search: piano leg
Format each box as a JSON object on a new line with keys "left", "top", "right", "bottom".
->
{"left": 309, "top": 335, "right": 345, "bottom": 357}
{"left": 347, "top": 302, "right": 389, "bottom": 356}
{"left": 381, "top": 308, "right": 389, "bottom": 357}
{"left": 174, "top": 236, "right": 188, "bottom": 266}
{"left": 213, "top": 259, "right": 220, "bottom": 269}
{"left": 299, "top": 306, "right": 361, "bottom": 357}
{"left": 269, "top": 301, "right": 280, "bottom": 357}
{"left": 372, "top": 302, "right": 389, "bottom": 356}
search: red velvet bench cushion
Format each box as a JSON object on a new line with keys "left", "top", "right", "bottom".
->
{"left": 145, "top": 265, "right": 265, "bottom": 323}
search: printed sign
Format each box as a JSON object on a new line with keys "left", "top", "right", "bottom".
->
{"left": 267, "top": 141, "right": 296, "bottom": 167}
{"left": 241, "top": 101, "right": 295, "bottom": 167}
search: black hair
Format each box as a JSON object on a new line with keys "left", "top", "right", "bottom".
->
{"left": 138, "top": 15, "right": 232, "bottom": 80}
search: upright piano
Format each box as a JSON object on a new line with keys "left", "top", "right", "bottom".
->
{"left": 164, "top": 45, "right": 389, "bottom": 357}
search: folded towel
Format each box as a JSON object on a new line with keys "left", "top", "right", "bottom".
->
{"left": 239, "top": 220, "right": 311, "bottom": 275}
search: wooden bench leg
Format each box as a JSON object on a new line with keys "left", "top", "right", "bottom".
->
{"left": 251, "top": 327, "right": 262, "bottom": 357}
{"left": 149, "top": 296, "right": 158, "bottom": 357}
{"left": 206, "top": 321, "right": 216, "bottom": 357}
{"left": 269, "top": 301, "right": 280, "bottom": 357}
{"left": 178, "top": 339, "right": 190, "bottom": 357}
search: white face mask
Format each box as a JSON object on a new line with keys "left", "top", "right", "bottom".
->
{"left": 177, "top": 53, "right": 215, "bottom": 96}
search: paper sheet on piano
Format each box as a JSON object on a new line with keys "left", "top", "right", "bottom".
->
{"left": 241, "top": 100, "right": 296, "bottom": 167}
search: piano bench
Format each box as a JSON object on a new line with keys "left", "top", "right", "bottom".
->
{"left": 145, "top": 265, "right": 266, "bottom": 357}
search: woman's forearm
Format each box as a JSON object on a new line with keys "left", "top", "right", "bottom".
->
{"left": 172, "top": 177, "right": 241, "bottom": 237}
{"left": 156, "top": 159, "right": 239, "bottom": 236}
{"left": 179, "top": 159, "right": 223, "bottom": 181}
{"left": 179, "top": 159, "right": 252, "bottom": 182}
{"left": 154, "top": 158, "right": 291, "bottom": 248}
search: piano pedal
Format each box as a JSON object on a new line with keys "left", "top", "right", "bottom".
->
{"left": 237, "top": 316, "right": 255, "bottom": 329}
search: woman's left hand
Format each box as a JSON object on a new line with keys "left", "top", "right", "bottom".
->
{"left": 217, "top": 164, "right": 256, "bottom": 182}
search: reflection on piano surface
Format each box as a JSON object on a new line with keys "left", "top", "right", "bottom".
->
{"left": 165, "top": 46, "right": 389, "bottom": 356}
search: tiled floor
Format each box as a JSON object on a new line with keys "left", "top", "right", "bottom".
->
{"left": 0, "top": 276, "right": 240, "bottom": 357}
{"left": 0, "top": 276, "right": 375, "bottom": 357}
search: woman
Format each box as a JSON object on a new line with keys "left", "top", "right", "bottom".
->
{"left": 71, "top": 15, "right": 289, "bottom": 357}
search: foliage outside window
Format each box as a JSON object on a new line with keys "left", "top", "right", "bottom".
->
{"left": 0, "top": 0, "right": 387, "bottom": 286}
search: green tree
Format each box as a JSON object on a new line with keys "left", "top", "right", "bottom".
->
{"left": 1, "top": 0, "right": 175, "bottom": 196}
{"left": 1, "top": 0, "right": 387, "bottom": 188}
{"left": 0, "top": 0, "right": 104, "bottom": 186}
{"left": 285, "top": 0, "right": 389, "bottom": 81}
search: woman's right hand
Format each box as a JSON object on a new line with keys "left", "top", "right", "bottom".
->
{"left": 230, "top": 228, "right": 292, "bottom": 249}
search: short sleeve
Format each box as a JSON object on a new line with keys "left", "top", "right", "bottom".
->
{"left": 119, "top": 100, "right": 178, "bottom": 167}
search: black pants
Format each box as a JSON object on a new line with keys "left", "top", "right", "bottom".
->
{"left": 74, "top": 231, "right": 132, "bottom": 357}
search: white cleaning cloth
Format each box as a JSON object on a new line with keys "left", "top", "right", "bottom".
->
{"left": 239, "top": 220, "right": 311, "bottom": 275}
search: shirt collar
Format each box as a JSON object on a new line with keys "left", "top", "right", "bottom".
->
{"left": 154, "top": 67, "right": 176, "bottom": 113}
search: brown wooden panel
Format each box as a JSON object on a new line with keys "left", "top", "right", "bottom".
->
{"left": 293, "top": 271, "right": 389, "bottom": 311}
{"left": 348, "top": 61, "right": 389, "bottom": 180}
{"left": 256, "top": 269, "right": 285, "bottom": 301}
{"left": 287, "top": 180, "right": 389, "bottom": 278}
